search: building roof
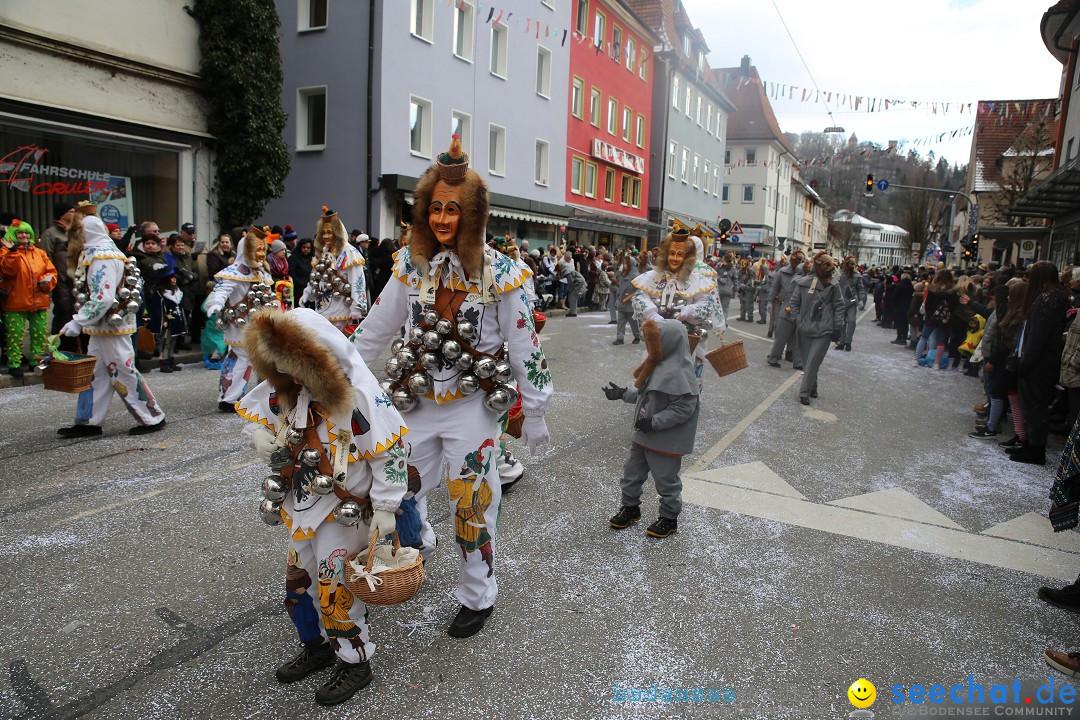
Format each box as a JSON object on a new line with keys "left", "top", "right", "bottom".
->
{"left": 832, "top": 210, "right": 881, "bottom": 229}
{"left": 713, "top": 57, "right": 796, "bottom": 157}
{"left": 1041, "top": 0, "right": 1080, "bottom": 63}
{"left": 971, "top": 99, "right": 1057, "bottom": 193}
{"left": 877, "top": 223, "right": 909, "bottom": 234}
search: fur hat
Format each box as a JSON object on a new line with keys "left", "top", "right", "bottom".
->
{"left": 315, "top": 205, "right": 348, "bottom": 256}
{"left": 409, "top": 137, "right": 489, "bottom": 279}
{"left": 73, "top": 200, "right": 97, "bottom": 217}
{"left": 655, "top": 229, "right": 697, "bottom": 282}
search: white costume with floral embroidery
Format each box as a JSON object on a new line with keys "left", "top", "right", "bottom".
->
{"left": 298, "top": 244, "right": 367, "bottom": 330}
{"left": 236, "top": 309, "right": 409, "bottom": 664}
{"left": 203, "top": 236, "right": 273, "bottom": 405}
{"left": 67, "top": 216, "right": 164, "bottom": 428}
{"left": 351, "top": 245, "right": 553, "bottom": 610}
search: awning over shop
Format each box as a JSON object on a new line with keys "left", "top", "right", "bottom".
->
{"left": 565, "top": 203, "right": 662, "bottom": 235}
{"left": 489, "top": 207, "right": 566, "bottom": 226}
{"left": 1009, "top": 158, "right": 1080, "bottom": 218}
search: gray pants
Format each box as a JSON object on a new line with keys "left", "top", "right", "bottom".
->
{"left": 620, "top": 442, "right": 683, "bottom": 519}
{"left": 842, "top": 302, "right": 857, "bottom": 345}
{"left": 718, "top": 294, "right": 733, "bottom": 321}
{"left": 567, "top": 285, "right": 582, "bottom": 314}
{"left": 768, "top": 316, "right": 802, "bottom": 367}
{"left": 739, "top": 289, "right": 754, "bottom": 319}
{"left": 615, "top": 311, "right": 639, "bottom": 342}
{"left": 757, "top": 291, "right": 768, "bottom": 321}
{"left": 798, "top": 332, "right": 832, "bottom": 400}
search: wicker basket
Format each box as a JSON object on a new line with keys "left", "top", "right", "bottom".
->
{"left": 41, "top": 353, "right": 97, "bottom": 393}
{"left": 704, "top": 341, "right": 747, "bottom": 378}
{"left": 687, "top": 332, "right": 701, "bottom": 353}
{"left": 345, "top": 531, "right": 425, "bottom": 607}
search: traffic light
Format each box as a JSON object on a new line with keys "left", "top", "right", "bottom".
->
{"left": 719, "top": 231, "right": 729, "bottom": 243}
{"left": 972, "top": 232, "right": 981, "bottom": 244}
{"left": 865, "top": 174, "right": 874, "bottom": 193}
{"left": 750, "top": 244, "right": 756, "bottom": 255}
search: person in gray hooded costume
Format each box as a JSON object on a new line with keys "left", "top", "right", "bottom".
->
{"left": 602, "top": 318, "right": 700, "bottom": 539}
{"left": 788, "top": 252, "right": 846, "bottom": 405}
{"left": 766, "top": 249, "right": 806, "bottom": 368}
{"left": 834, "top": 255, "right": 865, "bottom": 351}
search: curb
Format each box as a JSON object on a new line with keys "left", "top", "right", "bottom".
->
{"left": 0, "top": 350, "right": 207, "bottom": 391}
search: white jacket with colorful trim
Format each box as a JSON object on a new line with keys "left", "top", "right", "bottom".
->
{"left": 69, "top": 216, "right": 138, "bottom": 337}
{"left": 298, "top": 243, "right": 368, "bottom": 323}
{"left": 203, "top": 235, "right": 274, "bottom": 347}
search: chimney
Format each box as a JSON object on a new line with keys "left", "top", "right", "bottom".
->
{"left": 740, "top": 55, "right": 751, "bottom": 75}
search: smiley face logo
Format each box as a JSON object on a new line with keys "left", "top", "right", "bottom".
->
{"left": 848, "top": 678, "right": 876, "bottom": 708}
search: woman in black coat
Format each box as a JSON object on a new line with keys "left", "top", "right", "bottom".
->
{"left": 888, "top": 274, "right": 914, "bottom": 344}
{"left": 287, "top": 237, "right": 314, "bottom": 302}
{"left": 367, "top": 238, "right": 396, "bottom": 301}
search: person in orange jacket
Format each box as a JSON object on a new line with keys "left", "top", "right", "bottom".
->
{"left": 1, "top": 220, "right": 57, "bottom": 377}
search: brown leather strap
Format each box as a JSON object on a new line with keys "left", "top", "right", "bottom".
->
{"left": 278, "top": 405, "right": 367, "bottom": 507}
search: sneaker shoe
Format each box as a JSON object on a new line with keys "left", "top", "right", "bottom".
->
{"left": 314, "top": 660, "right": 373, "bottom": 706}
{"left": 57, "top": 424, "right": 103, "bottom": 438}
{"left": 1004, "top": 441, "right": 1029, "bottom": 455}
{"left": 447, "top": 604, "right": 494, "bottom": 638}
{"left": 565, "top": 313, "right": 577, "bottom": 317}
{"left": 968, "top": 427, "right": 998, "bottom": 439}
{"left": 129, "top": 420, "right": 166, "bottom": 436}
{"left": 612, "top": 339, "right": 624, "bottom": 345}
{"left": 276, "top": 641, "right": 336, "bottom": 683}
{"left": 646, "top": 516, "right": 678, "bottom": 538}
{"left": 1039, "top": 584, "right": 1080, "bottom": 614}
{"left": 890, "top": 339, "right": 907, "bottom": 345}
{"left": 998, "top": 435, "right": 1022, "bottom": 449}
{"left": 1045, "top": 650, "right": 1080, "bottom": 679}
{"left": 609, "top": 505, "right": 641, "bottom": 529}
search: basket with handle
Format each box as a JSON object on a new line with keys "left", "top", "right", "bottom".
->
{"left": 40, "top": 338, "right": 97, "bottom": 393}
{"left": 687, "top": 331, "right": 701, "bottom": 354}
{"left": 704, "top": 340, "right": 747, "bottom": 378}
{"left": 345, "top": 530, "right": 425, "bottom": 606}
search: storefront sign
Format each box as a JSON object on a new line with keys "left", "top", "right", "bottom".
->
{"left": 0, "top": 144, "right": 113, "bottom": 196}
{"left": 1019, "top": 239, "right": 1036, "bottom": 260}
{"left": 591, "top": 139, "right": 645, "bottom": 174}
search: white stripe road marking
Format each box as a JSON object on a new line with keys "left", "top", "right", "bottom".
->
{"left": 57, "top": 459, "right": 259, "bottom": 525}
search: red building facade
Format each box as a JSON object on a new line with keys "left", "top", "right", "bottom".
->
{"left": 565, "top": 0, "right": 657, "bottom": 249}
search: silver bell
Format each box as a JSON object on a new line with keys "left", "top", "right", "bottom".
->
{"left": 214, "top": 317, "right": 225, "bottom": 330}
{"left": 310, "top": 473, "right": 335, "bottom": 495}
{"left": 125, "top": 301, "right": 140, "bottom": 314}
{"left": 492, "top": 360, "right": 514, "bottom": 384}
{"left": 473, "top": 356, "right": 497, "bottom": 379}
{"left": 130, "top": 292, "right": 143, "bottom": 305}
{"left": 299, "top": 448, "right": 322, "bottom": 467}
{"left": 259, "top": 499, "right": 283, "bottom": 525}
{"left": 385, "top": 356, "right": 405, "bottom": 379}
{"left": 110, "top": 299, "right": 120, "bottom": 311}
{"left": 441, "top": 339, "right": 462, "bottom": 360}
{"left": 333, "top": 500, "right": 362, "bottom": 526}
{"left": 456, "top": 321, "right": 477, "bottom": 341}
{"left": 125, "top": 276, "right": 138, "bottom": 288}
{"left": 234, "top": 316, "right": 247, "bottom": 327}
{"left": 390, "top": 338, "right": 405, "bottom": 355}
{"left": 315, "top": 262, "right": 328, "bottom": 272}
{"left": 483, "top": 385, "right": 518, "bottom": 413}
{"left": 406, "top": 372, "right": 433, "bottom": 395}
{"left": 422, "top": 330, "right": 441, "bottom": 349}
{"left": 252, "top": 298, "right": 263, "bottom": 308}
{"left": 456, "top": 353, "right": 475, "bottom": 371}
{"left": 222, "top": 308, "right": 235, "bottom": 321}
{"left": 435, "top": 318, "right": 454, "bottom": 336}
{"left": 236, "top": 303, "right": 248, "bottom": 315}
{"left": 392, "top": 387, "right": 418, "bottom": 412}
{"left": 422, "top": 310, "right": 439, "bottom": 328}
{"left": 107, "top": 313, "right": 125, "bottom": 327}
{"left": 378, "top": 378, "right": 395, "bottom": 395}
{"left": 126, "top": 256, "right": 137, "bottom": 266}
{"left": 118, "top": 288, "right": 131, "bottom": 301}
{"left": 261, "top": 475, "right": 288, "bottom": 501}
{"left": 420, "top": 352, "right": 441, "bottom": 372}
{"left": 285, "top": 428, "right": 303, "bottom": 446}
{"left": 457, "top": 373, "right": 481, "bottom": 395}
{"left": 409, "top": 327, "right": 425, "bottom": 344}
{"left": 75, "top": 292, "right": 88, "bottom": 304}
{"left": 397, "top": 347, "right": 417, "bottom": 366}
{"left": 332, "top": 290, "right": 343, "bottom": 298}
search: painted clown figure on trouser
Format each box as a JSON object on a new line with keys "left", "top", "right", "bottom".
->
{"left": 604, "top": 318, "right": 700, "bottom": 539}
{"left": 57, "top": 206, "right": 165, "bottom": 437}
{"left": 203, "top": 226, "right": 274, "bottom": 412}
{"left": 352, "top": 135, "right": 553, "bottom": 638}
{"left": 299, "top": 206, "right": 367, "bottom": 332}
{"left": 237, "top": 308, "right": 408, "bottom": 707}
{"left": 787, "top": 252, "right": 846, "bottom": 406}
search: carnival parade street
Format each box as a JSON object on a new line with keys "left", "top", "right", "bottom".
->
{"left": 1, "top": 304, "right": 1076, "bottom": 719}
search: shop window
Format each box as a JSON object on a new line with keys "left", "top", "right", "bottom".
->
{"left": 411, "top": 0, "right": 433, "bottom": 42}
{"left": 453, "top": 1, "right": 475, "bottom": 61}
{"left": 490, "top": 22, "right": 509, "bottom": 78}
{"left": 298, "top": 86, "right": 328, "bottom": 150}
{"left": 489, "top": 124, "right": 506, "bottom": 176}
{"left": 299, "top": 0, "right": 328, "bottom": 31}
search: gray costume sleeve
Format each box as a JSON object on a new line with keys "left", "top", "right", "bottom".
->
{"left": 649, "top": 392, "right": 698, "bottom": 430}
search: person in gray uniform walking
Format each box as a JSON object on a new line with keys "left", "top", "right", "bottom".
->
{"left": 714, "top": 251, "right": 738, "bottom": 320}
{"left": 603, "top": 317, "right": 700, "bottom": 539}
{"left": 788, "top": 252, "right": 847, "bottom": 405}
{"left": 835, "top": 255, "right": 865, "bottom": 351}
{"left": 755, "top": 258, "right": 770, "bottom": 325}
{"left": 736, "top": 257, "right": 756, "bottom": 322}
{"left": 612, "top": 255, "right": 641, "bottom": 345}
{"left": 766, "top": 250, "right": 806, "bottom": 369}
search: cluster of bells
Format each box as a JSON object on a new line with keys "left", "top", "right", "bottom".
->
{"left": 257, "top": 428, "right": 364, "bottom": 527}
{"left": 659, "top": 296, "right": 713, "bottom": 337}
{"left": 379, "top": 309, "right": 518, "bottom": 415}
{"left": 214, "top": 281, "right": 276, "bottom": 329}
{"left": 73, "top": 257, "right": 143, "bottom": 328}
{"left": 309, "top": 255, "right": 353, "bottom": 302}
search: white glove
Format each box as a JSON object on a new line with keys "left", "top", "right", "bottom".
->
{"left": 59, "top": 319, "right": 82, "bottom": 337}
{"left": 248, "top": 425, "right": 276, "bottom": 463}
{"left": 520, "top": 415, "right": 550, "bottom": 454}
{"left": 641, "top": 304, "right": 661, "bottom": 323}
{"left": 678, "top": 305, "right": 700, "bottom": 324}
{"left": 371, "top": 509, "right": 397, "bottom": 537}
{"left": 203, "top": 301, "right": 223, "bottom": 316}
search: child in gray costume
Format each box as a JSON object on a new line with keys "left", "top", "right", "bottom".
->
{"left": 603, "top": 318, "right": 700, "bottom": 538}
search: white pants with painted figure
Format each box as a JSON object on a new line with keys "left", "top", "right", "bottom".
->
{"left": 75, "top": 334, "right": 165, "bottom": 427}
{"left": 286, "top": 520, "right": 375, "bottom": 664}
{"left": 405, "top": 394, "right": 502, "bottom": 612}
{"left": 218, "top": 345, "right": 254, "bottom": 404}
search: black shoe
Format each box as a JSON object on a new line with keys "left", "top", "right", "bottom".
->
{"left": 646, "top": 516, "right": 678, "bottom": 538}
{"left": 314, "top": 660, "right": 373, "bottom": 706}
{"left": 810, "top": 390, "right": 818, "bottom": 398}
{"left": 793, "top": 364, "right": 803, "bottom": 371}
{"left": 784, "top": 351, "right": 793, "bottom": 361}
{"left": 890, "top": 339, "right": 906, "bottom": 345}
{"left": 767, "top": 359, "right": 782, "bottom": 368}
{"left": 612, "top": 339, "right": 624, "bottom": 345}
{"left": 160, "top": 362, "right": 174, "bottom": 373}
{"left": 565, "top": 313, "right": 577, "bottom": 317}
{"left": 998, "top": 435, "right": 1022, "bottom": 449}
{"left": 1005, "top": 442, "right": 1029, "bottom": 455}
{"left": 835, "top": 343, "right": 844, "bottom": 351}
{"left": 8, "top": 366, "right": 23, "bottom": 378}
{"left": 767, "top": 330, "right": 774, "bottom": 338}
{"left": 57, "top": 424, "right": 103, "bottom": 438}
{"left": 969, "top": 427, "right": 999, "bottom": 439}
{"left": 276, "top": 641, "right": 336, "bottom": 683}
{"left": 609, "top": 504, "right": 641, "bottom": 529}
{"left": 218, "top": 401, "right": 235, "bottom": 413}
{"left": 757, "top": 319, "right": 767, "bottom": 324}
{"left": 1039, "top": 584, "right": 1080, "bottom": 614}
{"left": 607, "top": 320, "right": 617, "bottom": 324}
{"left": 799, "top": 397, "right": 810, "bottom": 405}
{"left": 631, "top": 337, "right": 641, "bottom": 344}
{"left": 447, "top": 604, "right": 494, "bottom": 638}
{"left": 129, "top": 420, "right": 166, "bottom": 436}
{"left": 1010, "top": 446, "right": 1046, "bottom": 465}
{"left": 844, "top": 344, "right": 852, "bottom": 352}
{"left": 171, "top": 360, "right": 182, "bottom": 372}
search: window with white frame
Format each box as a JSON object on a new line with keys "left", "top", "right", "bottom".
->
{"left": 692, "top": 154, "right": 700, "bottom": 188}
{"left": 299, "top": 0, "right": 328, "bottom": 31}
{"left": 742, "top": 184, "right": 754, "bottom": 202}
{"left": 672, "top": 76, "right": 680, "bottom": 109}
{"left": 589, "top": 88, "right": 601, "bottom": 126}
{"left": 612, "top": 26, "right": 622, "bottom": 61}
{"left": 703, "top": 160, "right": 710, "bottom": 193}
{"left": 571, "top": 156, "right": 584, "bottom": 194}
{"left": 722, "top": 184, "right": 729, "bottom": 202}
{"left": 575, "top": 0, "right": 588, "bottom": 34}
{"left": 488, "top": 124, "right": 506, "bottom": 176}
{"left": 607, "top": 98, "right": 617, "bottom": 135}
{"left": 297, "top": 86, "right": 327, "bottom": 149}
{"left": 746, "top": 147, "right": 757, "bottom": 165}
{"left": 571, "top": 77, "right": 584, "bottom": 118}
{"left": 411, "top": 0, "right": 433, "bottom": 42}
{"left": 696, "top": 97, "right": 703, "bottom": 126}
{"left": 681, "top": 147, "right": 689, "bottom": 183}
{"left": 408, "top": 95, "right": 431, "bottom": 157}
{"left": 635, "top": 114, "right": 645, "bottom": 148}
{"left": 625, "top": 37, "right": 635, "bottom": 71}
{"left": 630, "top": 176, "right": 641, "bottom": 208}
{"left": 707, "top": 104, "right": 713, "bottom": 134}
{"left": 451, "top": 111, "right": 471, "bottom": 155}
{"left": 639, "top": 50, "right": 647, "bottom": 80}
{"left": 534, "top": 139, "right": 549, "bottom": 186}
{"left": 453, "top": 1, "right": 475, "bottom": 60}
{"left": 604, "top": 168, "right": 615, "bottom": 202}
{"left": 594, "top": 10, "right": 605, "bottom": 48}
{"left": 490, "top": 22, "right": 508, "bottom": 78}
{"left": 621, "top": 106, "right": 632, "bottom": 142}
{"left": 668, "top": 141, "right": 677, "bottom": 179}
{"left": 713, "top": 167, "right": 719, "bottom": 196}
{"left": 536, "top": 46, "right": 551, "bottom": 97}
{"left": 685, "top": 87, "right": 692, "bottom": 117}
{"left": 584, "top": 161, "right": 597, "bottom": 198}
{"left": 683, "top": 34, "right": 691, "bottom": 56}
{"left": 620, "top": 174, "right": 631, "bottom": 205}
{"left": 724, "top": 148, "right": 731, "bottom": 165}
